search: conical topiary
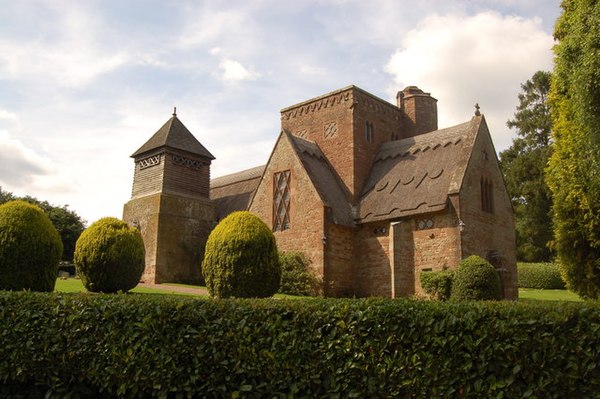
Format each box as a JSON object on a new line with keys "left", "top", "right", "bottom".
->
{"left": 202, "top": 211, "right": 280, "bottom": 298}
{"left": 74, "top": 217, "right": 145, "bottom": 293}
{"left": 0, "top": 200, "right": 63, "bottom": 291}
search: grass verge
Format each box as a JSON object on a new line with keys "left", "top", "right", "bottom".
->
{"left": 519, "top": 288, "right": 583, "bottom": 302}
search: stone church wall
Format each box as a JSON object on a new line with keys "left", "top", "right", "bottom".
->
{"left": 351, "top": 89, "right": 405, "bottom": 201}
{"left": 280, "top": 88, "right": 356, "bottom": 198}
{"left": 354, "top": 222, "right": 392, "bottom": 297}
{"left": 459, "top": 127, "right": 518, "bottom": 299}
{"left": 324, "top": 223, "right": 356, "bottom": 297}
{"left": 411, "top": 210, "right": 462, "bottom": 296}
{"left": 249, "top": 134, "right": 326, "bottom": 278}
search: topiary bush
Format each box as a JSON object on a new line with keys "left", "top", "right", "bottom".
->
{"left": 420, "top": 269, "right": 454, "bottom": 301}
{"left": 518, "top": 262, "right": 566, "bottom": 289}
{"left": 451, "top": 255, "right": 502, "bottom": 301}
{"left": 0, "top": 200, "right": 63, "bottom": 292}
{"left": 74, "top": 217, "right": 145, "bottom": 293}
{"left": 202, "top": 211, "right": 280, "bottom": 298}
{"left": 279, "top": 251, "right": 322, "bottom": 296}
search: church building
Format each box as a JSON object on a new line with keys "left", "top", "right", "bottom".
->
{"left": 124, "top": 85, "right": 517, "bottom": 299}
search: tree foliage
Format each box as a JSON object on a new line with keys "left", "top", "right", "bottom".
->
{"left": 499, "top": 71, "right": 553, "bottom": 262}
{"left": 0, "top": 187, "right": 85, "bottom": 261}
{"left": 0, "top": 200, "right": 63, "bottom": 292}
{"left": 74, "top": 217, "right": 145, "bottom": 293}
{"left": 547, "top": 0, "right": 600, "bottom": 299}
{"left": 202, "top": 211, "right": 280, "bottom": 298}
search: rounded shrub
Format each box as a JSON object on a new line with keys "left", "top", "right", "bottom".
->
{"left": 74, "top": 217, "right": 145, "bottom": 293}
{"left": 0, "top": 200, "right": 63, "bottom": 292}
{"left": 202, "top": 211, "right": 280, "bottom": 298}
{"left": 451, "top": 255, "right": 502, "bottom": 301}
{"left": 279, "top": 251, "right": 322, "bottom": 296}
{"left": 518, "top": 262, "right": 565, "bottom": 289}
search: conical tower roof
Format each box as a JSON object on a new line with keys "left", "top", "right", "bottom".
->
{"left": 131, "top": 111, "right": 215, "bottom": 160}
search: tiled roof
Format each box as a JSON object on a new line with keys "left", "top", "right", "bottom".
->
{"left": 131, "top": 116, "right": 215, "bottom": 160}
{"left": 287, "top": 132, "right": 354, "bottom": 226}
{"left": 359, "top": 116, "right": 482, "bottom": 223}
{"left": 210, "top": 165, "right": 265, "bottom": 220}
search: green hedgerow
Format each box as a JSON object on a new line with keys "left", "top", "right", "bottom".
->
{"left": 74, "top": 217, "right": 145, "bottom": 293}
{"left": 0, "top": 200, "right": 63, "bottom": 292}
{"left": 451, "top": 255, "right": 501, "bottom": 301}
{"left": 202, "top": 211, "right": 280, "bottom": 298}
{"left": 518, "top": 262, "right": 565, "bottom": 289}
{"left": 279, "top": 251, "right": 322, "bottom": 296}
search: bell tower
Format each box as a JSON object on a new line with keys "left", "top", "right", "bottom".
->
{"left": 123, "top": 109, "right": 215, "bottom": 284}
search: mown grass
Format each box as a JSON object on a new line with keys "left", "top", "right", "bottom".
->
{"left": 54, "top": 278, "right": 309, "bottom": 299}
{"left": 56, "top": 279, "right": 584, "bottom": 302}
{"left": 54, "top": 278, "right": 205, "bottom": 297}
{"left": 519, "top": 288, "right": 583, "bottom": 302}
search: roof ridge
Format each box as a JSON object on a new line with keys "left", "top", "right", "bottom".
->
{"left": 211, "top": 165, "right": 265, "bottom": 189}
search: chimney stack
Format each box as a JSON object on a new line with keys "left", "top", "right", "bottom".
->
{"left": 398, "top": 86, "right": 438, "bottom": 137}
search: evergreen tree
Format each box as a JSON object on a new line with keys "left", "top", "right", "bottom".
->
{"left": 499, "top": 71, "right": 553, "bottom": 262}
{"left": 547, "top": 0, "right": 600, "bottom": 299}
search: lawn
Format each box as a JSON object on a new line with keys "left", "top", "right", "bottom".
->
{"left": 54, "top": 278, "right": 206, "bottom": 297}
{"left": 518, "top": 288, "right": 583, "bottom": 302}
{"left": 54, "top": 278, "right": 308, "bottom": 299}
{"left": 56, "top": 278, "right": 584, "bottom": 302}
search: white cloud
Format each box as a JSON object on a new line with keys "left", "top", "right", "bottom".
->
{"left": 0, "top": 3, "right": 128, "bottom": 87}
{"left": 384, "top": 11, "right": 554, "bottom": 150}
{"left": 219, "top": 59, "right": 260, "bottom": 82}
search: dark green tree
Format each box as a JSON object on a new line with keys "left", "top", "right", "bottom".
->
{"left": 499, "top": 71, "right": 553, "bottom": 262}
{"left": 547, "top": 0, "right": 600, "bottom": 299}
{"left": 0, "top": 187, "right": 86, "bottom": 261}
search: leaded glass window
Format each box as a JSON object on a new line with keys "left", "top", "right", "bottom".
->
{"left": 273, "top": 170, "right": 291, "bottom": 231}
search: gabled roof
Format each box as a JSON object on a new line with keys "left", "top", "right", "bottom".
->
{"left": 286, "top": 132, "right": 354, "bottom": 226}
{"left": 210, "top": 165, "right": 264, "bottom": 220}
{"left": 131, "top": 115, "right": 215, "bottom": 160}
{"left": 359, "top": 116, "right": 482, "bottom": 223}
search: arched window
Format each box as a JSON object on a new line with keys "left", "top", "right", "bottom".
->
{"left": 365, "top": 121, "right": 374, "bottom": 143}
{"left": 481, "top": 177, "right": 494, "bottom": 213}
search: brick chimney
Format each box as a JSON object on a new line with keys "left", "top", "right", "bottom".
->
{"left": 397, "top": 86, "right": 438, "bottom": 137}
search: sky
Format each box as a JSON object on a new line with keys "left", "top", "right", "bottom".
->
{"left": 0, "top": 0, "right": 560, "bottom": 224}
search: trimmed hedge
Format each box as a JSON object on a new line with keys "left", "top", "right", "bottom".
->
{"left": 0, "top": 200, "right": 63, "bottom": 292}
{"left": 203, "top": 211, "right": 280, "bottom": 298}
{"left": 1, "top": 292, "right": 599, "bottom": 398}
{"left": 451, "top": 255, "right": 502, "bottom": 301}
{"left": 518, "top": 262, "right": 566, "bottom": 289}
{"left": 74, "top": 217, "right": 145, "bottom": 293}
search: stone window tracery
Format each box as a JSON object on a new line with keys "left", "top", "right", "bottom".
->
{"left": 273, "top": 170, "right": 291, "bottom": 231}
